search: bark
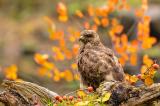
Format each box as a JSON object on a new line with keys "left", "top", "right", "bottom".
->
{"left": 0, "top": 80, "right": 58, "bottom": 106}
{"left": 1, "top": 80, "right": 160, "bottom": 106}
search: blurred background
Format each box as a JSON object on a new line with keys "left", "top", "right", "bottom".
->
{"left": 0, "top": 0, "right": 160, "bottom": 94}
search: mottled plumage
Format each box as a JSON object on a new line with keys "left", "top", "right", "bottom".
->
{"left": 78, "top": 30, "right": 125, "bottom": 90}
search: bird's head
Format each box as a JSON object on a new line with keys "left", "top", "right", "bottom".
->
{"left": 79, "top": 30, "right": 100, "bottom": 44}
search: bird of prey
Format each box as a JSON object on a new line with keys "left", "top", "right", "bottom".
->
{"left": 77, "top": 30, "right": 125, "bottom": 90}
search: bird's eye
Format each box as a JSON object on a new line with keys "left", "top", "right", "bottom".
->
{"left": 86, "top": 34, "right": 93, "bottom": 37}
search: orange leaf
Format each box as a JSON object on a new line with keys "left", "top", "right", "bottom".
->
{"left": 91, "top": 24, "right": 98, "bottom": 31}
{"left": 143, "top": 55, "right": 153, "bottom": 66}
{"left": 64, "top": 69, "right": 73, "bottom": 82}
{"left": 135, "top": 9, "right": 144, "bottom": 18}
{"left": 5, "top": 64, "right": 18, "bottom": 80}
{"left": 130, "top": 75, "right": 138, "bottom": 83}
{"left": 71, "top": 63, "right": 77, "bottom": 70}
{"left": 52, "top": 46, "right": 65, "bottom": 61}
{"left": 38, "top": 67, "right": 49, "bottom": 76}
{"left": 142, "top": 0, "right": 148, "bottom": 11}
{"left": 72, "top": 44, "right": 79, "bottom": 56}
{"left": 53, "top": 75, "right": 61, "bottom": 82}
{"left": 140, "top": 65, "right": 148, "bottom": 74}
{"left": 43, "top": 61, "right": 54, "bottom": 70}
{"left": 121, "top": 34, "right": 128, "bottom": 45}
{"left": 111, "top": 18, "right": 118, "bottom": 26}
{"left": 130, "top": 53, "right": 137, "bottom": 66}
{"left": 118, "top": 54, "right": 129, "bottom": 65}
{"left": 75, "top": 10, "right": 84, "bottom": 18}
{"left": 93, "top": 17, "right": 101, "bottom": 26}
{"left": 101, "top": 18, "right": 109, "bottom": 27}
{"left": 144, "top": 76, "right": 153, "bottom": 86}
{"left": 87, "top": 5, "right": 94, "bottom": 16}
{"left": 64, "top": 49, "right": 72, "bottom": 60}
{"left": 115, "top": 25, "right": 123, "bottom": 34}
{"left": 84, "top": 22, "right": 90, "bottom": 29}
{"left": 58, "top": 15, "right": 68, "bottom": 22}
{"left": 34, "top": 53, "right": 48, "bottom": 64}
{"left": 57, "top": 2, "right": 67, "bottom": 16}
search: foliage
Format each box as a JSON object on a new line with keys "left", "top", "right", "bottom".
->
{"left": 2, "top": 0, "right": 159, "bottom": 87}
{"left": 1, "top": 0, "right": 160, "bottom": 105}
{"left": 49, "top": 86, "right": 111, "bottom": 106}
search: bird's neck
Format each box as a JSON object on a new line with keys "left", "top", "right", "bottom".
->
{"left": 79, "top": 41, "right": 102, "bottom": 53}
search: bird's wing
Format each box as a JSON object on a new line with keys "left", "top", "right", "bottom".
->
{"left": 78, "top": 48, "right": 125, "bottom": 82}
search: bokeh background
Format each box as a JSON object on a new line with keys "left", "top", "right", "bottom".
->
{"left": 0, "top": 0, "right": 160, "bottom": 95}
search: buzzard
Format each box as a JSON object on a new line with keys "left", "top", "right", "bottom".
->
{"left": 78, "top": 30, "right": 125, "bottom": 90}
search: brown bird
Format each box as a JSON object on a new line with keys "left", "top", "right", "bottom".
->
{"left": 77, "top": 30, "right": 125, "bottom": 90}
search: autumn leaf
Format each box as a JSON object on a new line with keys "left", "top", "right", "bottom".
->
{"left": 64, "top": 69, "right": 73, "bottom": 82}
{"left": 84, "top": 22, "right": 90, "bottom": 29}
{"left": 141, "top": 65, "right": 148, "bottom": 74}
{"left": 77, "top": 90, "right": 86, "bottom": 97}
{"left": 74, "top": 74, "right": 80, "bottom": 80}
{"left": 72, "top": 44, "right": 79, "bottom": 56}
{"left": 144, "top": 76, "right": 153, "bottom": 86}
{"left": 130, "top": 75, "right": 138, "bottom": 83}
{"left": 56, "top": 2, "right": 68, "bottom": 22}
{"left": 38, "top": 67, "right": 48, "bottom": 76}
{"left": 93, "top": 17, "right": 101, "bottom": 26}
{"left": 143, "top": 55, "right": 153, "bottom": 66}
{"left": 101, "top": 18, "right": 109, "bottom": 27}
{"left": 96, "top": 92, "right": 111, "bottom": 102}
{"left": 87, "top": 5, "right": 94, "bottom": 16}
{"left": 75, "top": 101, "right": 90, "bottom": 106}
{"left": 5, "top": 64, "right": 18, "bottom": 80}
{"left": 34, "top": 53, "right": 49, "bottom": 64}
{"left": 71, "top": 63, "right": 77, "bottom": 70}
{"left": 130, "top": 53, "right": 137, "bottom": 66}
{"left": 75, "top": 10, "right": 84, "bottom": 18}
{"left": 58, "top": 15, "right": 68, "bottom": 22}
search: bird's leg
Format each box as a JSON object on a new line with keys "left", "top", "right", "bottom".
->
{"left": 80, "top": 77, "right": 87, "bottom": 89}
{"left": 80, "top": 78, "right": 85, "bottom": 89}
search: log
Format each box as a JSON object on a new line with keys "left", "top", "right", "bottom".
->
{"left": 1, "top": 80, "right": 160, "bottom": 106}
{"left": 0, "top": 80, "right": 58, "bottom": 106}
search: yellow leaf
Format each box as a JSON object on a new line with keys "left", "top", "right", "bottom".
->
{"left": 34, "top": 53, "right": 48, "bottom": 64}
{"left": 96, "top": 92, "right": 111, "bottom": 102}
{"left": 75, "top": 10, "right": 84, "bottom": 18}
{"left": 141, "top": 65, "right": 148, "bottom": 74}
{"left": 69, "top": 35, "right": 76, "bottom": 42}
{"left": 43, "top": 61, "right": 54, "bottom": 70}
{"left": 130, "top": 75, "right": 138, "bottom": 83}
{"left": 75, "top": 101, "right": 90, "bottom": 106}
{"left": 71, "top": 63, "right": 77, "bottom": 70}
{"left": 60, "top": 72, "right": 65, "bottom": 78}
{"left": 143, "top": 55, "right": 153, "bottom": 66}
{"left": 77, "top": 90, "right": 86, "bottom": 97}
{"left": 74, "top": 74, "right": 80, "bottom": 80}
{"left": 58, "top": 15, "right": 68, "bottom": 22}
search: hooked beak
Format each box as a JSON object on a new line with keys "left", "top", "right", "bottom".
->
{"left": 79, "top": 36, "right": 84, "bottom": 42}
